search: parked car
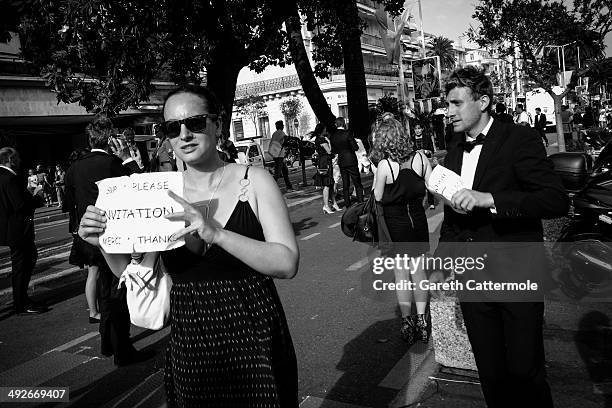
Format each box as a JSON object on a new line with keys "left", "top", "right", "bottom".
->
{"left": 234, "top": 140, "right": 274, "bottom": 168}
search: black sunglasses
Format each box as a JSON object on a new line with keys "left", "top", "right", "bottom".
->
{"left": 160, "top": 114, "right": 218, "bottom": 139}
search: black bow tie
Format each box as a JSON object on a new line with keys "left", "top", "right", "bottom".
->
{"left": 459, "top": 134, "right": 485, "bottom": 152}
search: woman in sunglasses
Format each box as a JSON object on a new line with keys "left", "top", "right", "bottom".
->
{"left": 78, "top": 85, "right": 299, "bottom": 407}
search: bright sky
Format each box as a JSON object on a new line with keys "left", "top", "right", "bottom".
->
{"left": 413, "top": 0, "right": 612, "bottom": 56}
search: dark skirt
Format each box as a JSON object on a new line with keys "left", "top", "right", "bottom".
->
{"left": 68, "top": 234, "right": 102, "bottom": 268}
{"left": 165, "top": 274, "right": 298, "bottom": 408}
{"left": 313, "top": 154, "right": 334, "bottom": 187}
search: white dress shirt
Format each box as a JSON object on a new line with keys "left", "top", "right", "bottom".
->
{"left": 460, "top": 117, "right": 494, "bottom": 190}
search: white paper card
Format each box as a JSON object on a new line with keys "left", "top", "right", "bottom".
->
{"left": 95, "top": 172, "right": 185, "bottom": 254}
{"left": 426, "top": 165, "right": 466, "bottom": 201}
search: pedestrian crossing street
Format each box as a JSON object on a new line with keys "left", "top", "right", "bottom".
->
{"left": 0, "top": 205, "right": 446, "bottom": 408}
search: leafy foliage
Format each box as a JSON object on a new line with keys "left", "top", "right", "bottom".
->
{"left": 468, "top": 0, "right": 609, "bottom": 94}
{"left": 235, "top": 94, "right": 267, "bottom": 136}
{"left": 427, "top": 36, "right": 456, "bottom": 71}
{"left": 375, "top": 94, "right": 401, "bottom": 118}
{"left": 9, "top": 0, "right": 293, "bottom": 117}
{"left": 280, "top": 97, "right": 303, "bottom": 120}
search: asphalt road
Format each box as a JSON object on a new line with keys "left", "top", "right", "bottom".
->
{"left": 0, "top": 185, "right": 446, "bottom": 408}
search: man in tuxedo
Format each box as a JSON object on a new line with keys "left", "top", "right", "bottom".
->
{"left": 64, "top": 115, "right": 151, "bottom": 366}
{"left": 0, "top": 148, "right": 46, "bottom": 315}
{"left": 330, "top": 117, "right": 363, "bottom": 206}
{"left": 430, "top": 67, "right": 568, "bottom": 407}
{"left": 534, "top": 107, "right": 549, "bottom": 146}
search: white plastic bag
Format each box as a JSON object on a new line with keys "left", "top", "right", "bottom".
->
{"left": 118, "top": 252, "right": 171, "bottom": 330}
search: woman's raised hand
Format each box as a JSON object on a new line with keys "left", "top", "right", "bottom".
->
{"left": 166, "top": 190, "right": 219, "bottom": 245}
{"left": 78, "top": 205, "right": 107, "bottom": 247}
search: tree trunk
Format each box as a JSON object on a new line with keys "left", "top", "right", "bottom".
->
{"left": 286, "top": 7, "right": 336, "bottom": 129}
{"left": 337, "top": 0, "right": 370, "bottom": 149}
{"left": 206, "top": 61, "right": 243, "bottom": 140}
{"left": 549, "top": 92, "right": 566, "bottom": 152}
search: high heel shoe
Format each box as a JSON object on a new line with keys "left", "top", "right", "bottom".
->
{"left": 415, "top": 313, "right": 431, "bottom": 343}
{"left": 400, "top": 315, "right": 418, "bottom": 345}
{"left": 323, "top": 206, "right": 334, "bottom": 215}
{"left": 332, "top": 203, "right": 342, "bottom": 211}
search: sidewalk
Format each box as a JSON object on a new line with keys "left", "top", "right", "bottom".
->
{"left": 392, "top": 300, "right": 612, "bottom": 408}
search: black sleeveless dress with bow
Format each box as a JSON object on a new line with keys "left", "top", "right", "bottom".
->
{"left": 161, "top": 168, "right": 298, "bottom": 408}
{"left": 380, "top": 156, "right": 429, "bottom": 256}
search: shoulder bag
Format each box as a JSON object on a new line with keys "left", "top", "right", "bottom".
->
{"left": 118, "top": 252, "right": 172, "bottom": 330}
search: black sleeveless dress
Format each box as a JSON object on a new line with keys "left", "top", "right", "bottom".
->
{"left": 161, "top": 168, "right": 298, "bottom": 408}
{"left": 380, "top": 156, "right": 429, "bottom": 256}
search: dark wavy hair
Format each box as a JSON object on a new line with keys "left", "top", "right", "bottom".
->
{"left": 162, "top": 84, "right": 223, "bottom": 119}
{"left": 369, "top": 117, "right": 413, "bottom": 163}
{"left": 444, "top": 66, "right": 493, "bottom": 112}
{"left": 86, "top": 115, "right": 115, "bottom": 150}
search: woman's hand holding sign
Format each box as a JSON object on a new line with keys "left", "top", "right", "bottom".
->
{"left": 166, "top": 190, "right": 220, "bottom": 250}
{"left": 78, "top": 205, "right": 107, "bottom": 247}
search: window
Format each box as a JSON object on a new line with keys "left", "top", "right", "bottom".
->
{"left": 258, "top": 116, "right": 270, "bottom": 138}
{"left": 233, "top": 119, "right": 244, "bottom": 141}
{"left": 339, "top": 105, "right": 349, "bottom": 121}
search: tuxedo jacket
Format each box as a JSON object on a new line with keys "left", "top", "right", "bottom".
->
{"left": 436, "top": 119, "right": 569, "bottom": 288}
{"left": 534, "top": 113, "right": 547, "bottom": 130}
{"left": 330, "top": 128, "right": 358, "bottom": 168}
{"left": 0, "top": 168, "right": 43, "bottom": 246}
{"left": 64, "top": 151, "right": 133, "bottom": 228}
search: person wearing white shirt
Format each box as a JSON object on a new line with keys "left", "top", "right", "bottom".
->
{"left": 429, "top": 66, "right": 568, "bottom": 408}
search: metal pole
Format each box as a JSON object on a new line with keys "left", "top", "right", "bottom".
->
{"left": 417, "top": 0, "right": 426, "bottom": 57}
{"left": 577, "top": 46, "right": 581, "bottom": 87}
{"left": 561, "top": 45, "right": 567, "bottom": 105}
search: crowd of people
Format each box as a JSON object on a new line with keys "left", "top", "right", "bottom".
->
{"left": 0, "top": 64, "right": 574, "bottom": 407}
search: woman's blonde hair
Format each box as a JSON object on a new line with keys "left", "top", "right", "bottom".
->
{"left": 369, "top": 116, "right": 413, "bottom": 163}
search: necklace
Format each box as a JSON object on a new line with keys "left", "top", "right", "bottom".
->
{"left": 201, "top": 163, "right": 226, "bottom": 251}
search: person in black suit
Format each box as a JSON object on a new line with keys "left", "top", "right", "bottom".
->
{"left": 64, "top": 115, "right": 151, "bottom": 366}
{"left": 330, "top": 117, "right": 363, "bottom": 206}
{"left": 429, "top": 67, "right": 568, "bottom": 408}
{"left": 494, "top": 102, "right": 514, "bottom": 124}
{"left": 534, "top": 107, "right": 549, "bottom": 146}
{"left": 0, "top": 147, "right": 46, "bottom": 314}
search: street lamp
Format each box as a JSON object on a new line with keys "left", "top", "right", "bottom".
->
{"left": 544, "top": 41, "right": 576, "bottom": 103}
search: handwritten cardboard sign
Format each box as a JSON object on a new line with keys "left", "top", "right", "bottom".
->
{"left": 95, "top": 172, "right": 185, "bottom": 254}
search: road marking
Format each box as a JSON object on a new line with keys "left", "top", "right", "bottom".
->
{"left": 43, "top": 331, "right": 100, "bottom": 354}
{"left": 328, "top": 222, "right": 341, "bottom": 228}
{"left": 36, "top": 219, "right": 69, "bottom": 232}
{"left": 299, "top": 396, "right": 372, "bottom": 408}
{"left": 132, "top": 326, "right": 171, "bottom": 350}
{"left": 288, "top": 195, "right": 323, "bottom": 208}
{"left": 0, "top": 266, "right": 82, "bottom": 298}
{"left": 300, "top": 233, "right": 320, "bottom": 241}
{"left": 346, "top": 256, "right": 371, "bottom": 271}
{"left": 0, "top": 350, "right": 95, "bottom": 387}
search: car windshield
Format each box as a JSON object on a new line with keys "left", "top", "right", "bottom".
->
{"left": 236, "top": 146, "right": 248, "bottom": 154}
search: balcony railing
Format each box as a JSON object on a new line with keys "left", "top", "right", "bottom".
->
{"left": 361, "top": 33, "right": 385, "bottom": 49}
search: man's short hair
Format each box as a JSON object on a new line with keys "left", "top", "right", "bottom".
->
{"left": 516, "top": 103, "right": 524, "bottom": 111}
{"left": 86, "top": 115, "right": 115, "bottom": 150}
{"left": 535, "top": 107, "right": 541, "bottom": 112}
{"left": 335, "top": 117, "right": 346, "bottom": 128}
{"left": 445, "top": 66, "right": 494, "bottom": 112}
{"left": 275, "top": 120, "right": 284, "bottom": 130}
{"left": 0, "top": 147, "right": 20, "bottom": 169}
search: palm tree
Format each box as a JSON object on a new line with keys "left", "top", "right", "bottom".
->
{"left": 427, "top": 36, "right": 456, "bottom": 72}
